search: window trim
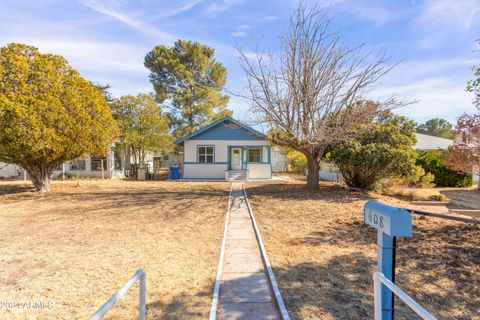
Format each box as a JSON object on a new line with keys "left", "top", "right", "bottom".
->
{"left": 197, "top": 145, "right": 215, "bottom": 163}
{"left": 71, "top": 159, "right": 86, "bottom": 171}
{"left": 90, "top": 156, "right": 107, "bottom": 171}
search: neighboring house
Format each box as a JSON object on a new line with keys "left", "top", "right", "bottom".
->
{"left": 0, "top": 148, "right": 126, "bottom": 179}
{"left": 174, "top": 116, "right": 272, "bottom": 180}
{"left": 414, "top": 133, "right": 453, "bottom": 151}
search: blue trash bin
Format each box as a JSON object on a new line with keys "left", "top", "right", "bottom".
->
{"left": 169, "top": 167, "right": 180, "bottom": 180}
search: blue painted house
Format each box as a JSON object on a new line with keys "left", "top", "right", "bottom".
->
{"left": 174, "top": 116, "right": 272, "bottom": 180}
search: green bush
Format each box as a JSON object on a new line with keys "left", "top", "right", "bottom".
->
{"left": 416, "top": 151, "right": 473, "bottom": 187}
{"left": 403, "top": 165, "right": 435, "bottom": 188}
{"left": 330, "top": 120, "right": 417, "bottom": 190}
{"left": 286, "top": 150, "right": 307, "bottom": 174}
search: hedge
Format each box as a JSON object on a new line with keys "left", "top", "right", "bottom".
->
{"left": 416, "top": 151, "right": 473, "bottom": 187}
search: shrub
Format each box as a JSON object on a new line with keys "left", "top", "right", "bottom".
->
{"left": 416, "top": 151, "right": 473, "bottom": 187}
{"left": 286, "top": 150, "right": 307, "bottom": 174}
{"left": 402, "top": 165, "right": 436, "bottom": 188}
{"left": 330, "top": 120, "right": 417, "bottom": 190}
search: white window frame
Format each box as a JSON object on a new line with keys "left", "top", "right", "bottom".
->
{"left": 197, "top": 145, "right": 215, "bottom": 163}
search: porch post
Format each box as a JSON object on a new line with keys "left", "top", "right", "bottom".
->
{"left": 245, "top": 146, "right": 249, "bottom": 170}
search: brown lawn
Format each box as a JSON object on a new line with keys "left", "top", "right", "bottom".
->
{"left": 0, "top": 180, "right": 229, "bottom": 320}
{"left": 246, "top": 180, "right": 480, "bottom": 320}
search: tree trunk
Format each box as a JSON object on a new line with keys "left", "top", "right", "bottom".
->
{"left": 27, "top": 165, "right": 53, "bottom": 193}
{"left": 306, "top": 153, "right": 320, "bottom": 190}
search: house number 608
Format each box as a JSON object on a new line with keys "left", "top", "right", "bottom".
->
{"left": 368, "top": 211, "right": 384, "bottom": 228}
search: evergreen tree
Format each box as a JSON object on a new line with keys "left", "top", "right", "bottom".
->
{"left": 0, "top": 43, "right": 118, "bottom": 192}
{"left": 144, "top": 40, "right": 231, "bottom": 137}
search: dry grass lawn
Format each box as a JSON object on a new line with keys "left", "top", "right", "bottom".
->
{"left": 0, "top": 180, "right": 229, "bottom": 320}
{"left": 246, "top": 180, "right": 480, "bottom": 320}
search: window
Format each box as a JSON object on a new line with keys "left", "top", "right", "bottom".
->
{"left": 71, "top": 159, "right": 86, "bottom": 171}
{"left": 198, "top": 146, "right": 214, "bottom": 163}
{"left": 113, "top": 152, "right": 122, "bottom": 170}
{"left": 248, "top": 148, "right": 261, "bottom": 163}
{"left": 91, "top": 156, "right": 107, "bottom": 171}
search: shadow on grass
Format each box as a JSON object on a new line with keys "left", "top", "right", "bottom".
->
{"left": 0, "top": 182, "right": 35, "bottom": 195}
{"left": 246, "top": 182, "right": 370, "bottom": 204}
{"left": 145, "top": 252, "right": 376, "bottom": 319}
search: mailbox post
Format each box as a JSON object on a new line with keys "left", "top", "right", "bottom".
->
{"left": 364, "top": 200, "right": 412, "bottom": 320}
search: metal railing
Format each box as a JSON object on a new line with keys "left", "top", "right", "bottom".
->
{"left": 407, "top": 208, "right": 480, "bottom": 224}
{"left": 90, "top": 269, "right": 146, "bottom": 320}
{"left": 373, "top": 272, "right": 436, "bottom": 320}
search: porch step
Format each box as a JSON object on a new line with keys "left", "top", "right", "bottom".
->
{"left": 226, "top": 170, "right": 247, "bottom": 181}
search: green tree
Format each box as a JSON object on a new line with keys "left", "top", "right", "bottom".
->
{"left": 0, "top": 43, "right": 118, "bottom": 192}
{"left": 329, "top": 115, "right": 417, "bottom": 190}
{"left": 144, "top": 40, "right": 231, "bottom": 137}
{"left": 286, "top": 150, "right": 307, "bottom": 174}
{"left": 416, "top": 118, "right": 456, "bottom": 139}
{"left": 111, "top": 94, "right": 174, "bottom": 167}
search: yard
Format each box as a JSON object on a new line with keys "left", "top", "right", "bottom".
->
{"left": 1, "top": 178, "right": 478, "bottom": 320}
{"left": 0, "top": 180, "right": 229, "bottom": 319}
{"left": 246, "top": 180, "right": 480, "bottom": 320}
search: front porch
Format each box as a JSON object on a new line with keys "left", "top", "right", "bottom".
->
{"left": 226, "top": 145, "right": 272, "bottom": 180}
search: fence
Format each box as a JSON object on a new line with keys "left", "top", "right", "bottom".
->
{"left": 90, "top": 269, "right": 146, "bottom": 320}
{"left": 373, "top": 272, "right": 436, "bottom": 320}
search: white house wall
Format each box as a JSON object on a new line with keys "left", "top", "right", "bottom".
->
{"left": 247, "top": 163, "right": 271, "bottom": 179}
{"left": 0, "top": 163, "right": 24, "bottom": 178}
{"left": 183, "top": 139, "right": 270, "bottom": 179}
{"left": 183, "top": 163, "right": 228, "bottom": 179}
{"left": 184, "top": 139, "right": 269, "bottom": 163}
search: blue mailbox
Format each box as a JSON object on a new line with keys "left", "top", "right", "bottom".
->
{"left": 364, "top": 200, "right": 413, "bottom": 320}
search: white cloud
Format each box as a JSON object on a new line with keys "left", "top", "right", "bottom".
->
{"left": 318, "top": 0, "right": 406, "bottom": 25}
{"left": 413, "top": 0, "right": 480, "bottom": 48}
{"left": 155, "top": 0, "right": 205, "bottom": 19}
{"left": 263, "top": 15, "right": 278, "bottom": 21}
{"left": 371, "top": 76, "right": 476, "bottom": 122}
{"left": 231, "top": 31, "right": 247, "bottom": 37}
{"left": 80, "top": 0, "right": 177, "bottom": 42}
{"left": 202, "top": 0, "right": 245, "bottom": 15}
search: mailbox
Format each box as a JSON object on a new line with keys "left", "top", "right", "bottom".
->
{"left": 364, "top": 200, "right": 412, "bottom": 237}
{"left": 364, "top": 200, "right": 413, "bottom": 320}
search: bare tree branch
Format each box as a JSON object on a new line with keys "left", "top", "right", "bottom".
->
{"left": 237, "top": 2, "right": 399, "bottom": 189}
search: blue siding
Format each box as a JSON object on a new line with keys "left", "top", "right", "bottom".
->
{"left": 191, "top": 122, "right": 265, "bottom": 141}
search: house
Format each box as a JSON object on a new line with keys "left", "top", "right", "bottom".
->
{"left": 414, "top": 133, "right": 453, "bottom": 150}
{"left": 0, "top": 149, "right": 126, "bottom": 180}
{"left": 174, "top": 116, "right": 272, "bottom": 180}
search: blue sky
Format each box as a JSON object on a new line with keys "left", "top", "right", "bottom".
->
{"left": 1, "top": 0, "right": 479, "bottom": 124}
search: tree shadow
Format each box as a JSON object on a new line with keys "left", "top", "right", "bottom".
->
{"left": 246, "top": 182, "right": 371, "bottom": 204}
{"left": 0, "top": 182, "right": 35, "bottom": 195}
{"left": 144, "top": 251, "right": 375, "bottom": 319}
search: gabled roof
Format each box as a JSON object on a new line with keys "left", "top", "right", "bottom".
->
{"left": 174, "top": 116, "right": 266, "bottom": 145}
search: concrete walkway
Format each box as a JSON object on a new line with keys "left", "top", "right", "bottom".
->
{"left": 217, "top": 183, "right": 281, "bottom": 319}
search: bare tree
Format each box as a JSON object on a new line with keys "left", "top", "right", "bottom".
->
{"left": 238, "top": 3, "right": 396, "bottom": 189}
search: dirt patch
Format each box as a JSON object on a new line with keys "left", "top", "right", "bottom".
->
{"left": 0, "top": 180, "right": 229, "bottom": 319}
{"left": 246, "top": 181, "right": 480, "bottom": 320}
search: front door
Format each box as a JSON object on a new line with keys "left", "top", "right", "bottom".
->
{"left": 230, "top": 148, "right": 242, "bottom": 170}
